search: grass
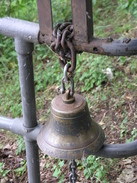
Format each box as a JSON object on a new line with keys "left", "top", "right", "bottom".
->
{"left": 0, "top": 0, "right": 137, "bottom": 182}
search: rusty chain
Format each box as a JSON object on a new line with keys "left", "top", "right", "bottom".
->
{"left": 51, "top": 22, "right": 76, "bottom": 74}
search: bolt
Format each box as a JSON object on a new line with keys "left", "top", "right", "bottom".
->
{"left": 123, "top": 38, "right": 131, "bottom": 44}
{"left": 106, "top": 37, "right": 113, "bottom": 43}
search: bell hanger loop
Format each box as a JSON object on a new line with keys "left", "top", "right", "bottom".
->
{"left": 60, "top": 63, "right": 74, "bottom": 98}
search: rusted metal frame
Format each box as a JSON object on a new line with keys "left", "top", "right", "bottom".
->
{"left": 44, "top": 36, "right": 137, "bottom": 56}
{"left": 71, "top": 0, "right": 93, "bottom": 43}
{"left": 73, "top": 37, "right": 137, "bottom": 56}
{"left": 1, "top": 17, "right": 137, "bottom": 56}
{"left": 36, "top": 0, "right": 137, "bottom": 56}
{"left": 37, "top": 0, "right": 53, "bottom": 44}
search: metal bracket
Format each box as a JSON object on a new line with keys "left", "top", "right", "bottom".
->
{"left": 36, "top": 0, "right": 137, "bottom": 56}
{"left": 71, "top": 0, "right": 93, "bottom": 43}
{"left": 37, "top": 0, "right": 53, "bottom": 44}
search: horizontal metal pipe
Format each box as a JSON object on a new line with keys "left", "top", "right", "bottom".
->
{"left": 0, "top": 17, "right": 39, "bottom": 43}
{"left": 39, "top": 34, "right": 137, "bottom": 56}
{"left": 0, "top": 116, "right": 42, "bottom": 141}
{"left": 74, "top": 37, "right": 137, "bottom": 56}
{"left": 1, "top": 116, "right": 137, "bottom": 158}
{"left": 0, "top": 116, "right": 23, "bottom": 135}
{"left": 93, "top": 140, "right": 137, "bottom": 158}
{"left": 0, "top": 17, "right": 137, "bottom": 56}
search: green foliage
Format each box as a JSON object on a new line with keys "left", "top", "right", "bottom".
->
{"left": 34, "top": 57, "right": 62, "bottom": 92}
{"left": 82, "top": 155, "right": 109, "bottom": 182}
{"left": 16, "top": 136, "right": 25, "bottom": 155}
{"left": 120, "top": 116, "right": 128, "bottom": 138}
{"left": 51, "top": 159, "right": 65, "bottom": 182}
{"left": 118, "top": 0, "right": 137, "bottom": 18}
{"left": 0, "top": 0, "right": 37, "bottom": 21}
{"left": 52, "top": 0, "right": 71, "bottom": 26}
{"left": 14, "top": 160, "right": 27, "bottom": 176}
{"left": 126, "top": 128, "right": 137, "bottom": 142}
{"left": 76, "top": 54, "right": 112, "bottom": 92}
{"left": 1, "top": 1, "right": 137, "bottom": 182}
{"left": 0, "top": 36, "right": 17, "bottom": 70}
{"left": 0, "top": 162, "right": 10, "bottom": 177}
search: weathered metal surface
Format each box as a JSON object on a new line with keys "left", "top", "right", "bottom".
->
{"left": 73, "top": 37, "right": 137, "bottom": 56}
{"left": 37, "top": 93, "right": 105, "bottom": 160}
{"left": 2, "top": 115, "right": 137, "bottom": 158}
{"left": 37, "top": 0, "right": 53, "bottom": 44}
{"left": 51, "top": 22, "right": 76, "bottom": 73}
{"left": 1, "top": 18, "right": 136, "bottom": 56}
{"left": 71, "top": 0, "right": 93, "bottom": 43}
{"left": 51, "top": 36, "right": 137, "bottom": 56}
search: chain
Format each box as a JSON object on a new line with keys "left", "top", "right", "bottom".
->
{"left": 60, "top": 63, "right": 74, "bottom": 97}
{"left": 69, "top": 159, "right": 77, "bottom": 183}
{"left": 51, "top": 22, "right": 76, "bottom": 74}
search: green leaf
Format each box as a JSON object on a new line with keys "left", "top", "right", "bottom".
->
{"left": 58, "top": 161, "right": 64, "bottom": 168}
{"left": 93, "top": 0, "right": 96, "bottom": 5}
{"left": 14, "top": 165, "right": 26, "bottom": 173}
{"left": 46, "top": 163, "right": 50, "bottom": 168}
{"left": 95, "top": 170, "right": 102, "bottom": 179}
{"left": 123, "top": 116, "right": 128, "bottom": 123}
{"left": 58, "top": 174, "right": 65, "bottom": 183}
{"left": 101, "top": 94, "right": 106, "bottom": 101}
{"left": 53, "top": 168, "right": 61, "bottom": 178}
{"left": 2, "top": 169, "right": 10, "bottom": 177}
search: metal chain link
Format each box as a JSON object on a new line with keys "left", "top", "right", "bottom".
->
{"left": 69, "top": 159, "right": 77, "bottom": 183}
{"left": 51, "top": 22, "right": 76, "bottom": 74}
{"left": 60, "top": 63, "right": 74, "bottom": 97}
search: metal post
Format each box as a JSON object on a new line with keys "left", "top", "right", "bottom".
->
{"left": 37, "top": 0, "right": 53, "bottom": 44}
{"left": 71, "top": 0, "right": 93, "bottom": 43}
{"left": 15, "top": 38, "right": 40, "bottom": 183}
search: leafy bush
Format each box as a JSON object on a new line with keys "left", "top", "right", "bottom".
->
{"left": 76, "top": 54, "right": 112, "bottom": 92}
{"left": 82, "top": 155, "right": 109, "bottom": 183}
{"left": 118, "top": 0, "right": 137, "bottom": 18}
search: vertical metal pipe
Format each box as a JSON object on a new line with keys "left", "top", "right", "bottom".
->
{"left": 15, "top": 38, "right": 40, "bottom": 183}
{"left": 15, "top": 39, "right": 37, "bottom": 128}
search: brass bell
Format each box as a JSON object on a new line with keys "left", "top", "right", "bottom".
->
{"left": 37, "top": 92, "right": 105, "bottom": 160}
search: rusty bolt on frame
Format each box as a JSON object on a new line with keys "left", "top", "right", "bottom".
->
{"left": 123, "top": 37, "right": 131, "bottom": 44}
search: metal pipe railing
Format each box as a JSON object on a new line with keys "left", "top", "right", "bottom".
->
{"left": 0, "top": 17, "right": 137, "bottom": 182}
{"left": 14, "top": 38, "right": 40, "bottom": 183}
{"left": 1, "top": 17, "right": 137, "bottom": 56}
{"left": 0, "top": 17, "right": 39, "bottom": 43}
{"left": 0, "top": 116, "right": 42, "bottom": 141}
{"left": 1, "top": 116, "right": 137, "bottom": 159}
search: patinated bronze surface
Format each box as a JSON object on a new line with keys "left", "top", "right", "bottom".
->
{"left": 37, "top": 93, "right": 105, "bottom": 160}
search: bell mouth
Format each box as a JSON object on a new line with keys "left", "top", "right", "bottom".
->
{"left": 37, "top": 93, "right": 105, "bottom": 160}
{"left": 37, "top": 120, "right": 105, "bottom": 160}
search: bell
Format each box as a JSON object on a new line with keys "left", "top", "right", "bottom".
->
{"left": 37, "top": 92, "right": 105, "bottom": 160}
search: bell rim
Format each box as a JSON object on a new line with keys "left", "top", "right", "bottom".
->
{"left": 37, "top": 120, "right": 105, "bottom": 160}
